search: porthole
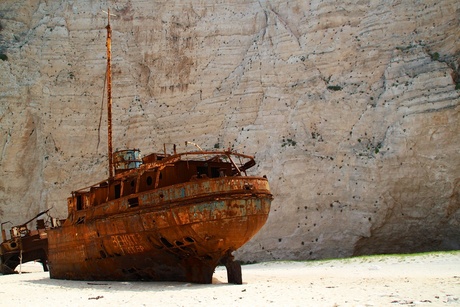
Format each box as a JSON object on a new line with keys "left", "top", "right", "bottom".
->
{"left": 184, "top": 237, "right": 195, "bottom": 243}
{"left": 160, "top": 237, "right": 174, "bottom": 248}
{"left": 147, "top": 176, "right": 153, "bottom": 186}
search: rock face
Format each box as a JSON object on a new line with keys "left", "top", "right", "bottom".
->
{"left": 0, "top": 0, "right": 459, "bottom": 261}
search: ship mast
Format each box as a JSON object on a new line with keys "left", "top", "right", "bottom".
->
{"left": 106, "top": 9, "right": 114, "bottom": 178}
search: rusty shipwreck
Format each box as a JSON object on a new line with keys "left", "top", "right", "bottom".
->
{"left": 0, "top": 209, "right": 53, "bottom": 274}
{"left": 47, "top": 13, "right": 272, "bottom": 284}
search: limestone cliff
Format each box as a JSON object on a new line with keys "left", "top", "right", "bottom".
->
{"left": 0, "top": 0, "right": 459, "bottom": 261}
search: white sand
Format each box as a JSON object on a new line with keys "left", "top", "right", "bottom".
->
{"left": 1, "top": 251, "right": 459, "bottom": 307}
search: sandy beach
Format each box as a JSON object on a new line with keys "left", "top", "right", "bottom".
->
{"left": 1, "top": 251, "right": 459, "bottom": 307}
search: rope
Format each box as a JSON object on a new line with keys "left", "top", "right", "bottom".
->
{"left": 97, "top": 71, "right": 107, "bottom": 152}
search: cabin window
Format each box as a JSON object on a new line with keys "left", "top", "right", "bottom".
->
{"left": 147, "top": 176, "right": 153, "bottom": 186}
{"left": 128, "top": 197, "right": 139, "bottom": 208}
{"left": 211, "top": 167, "right": 220, "bottom": 178}
{"left": 76, "top": 195, "right": 83, "bottom": 210}
{"left": 197, "top": 166, "right": 207, "bottom": 177}
{"left": 122, "top": 179, "right": 136, "bottom": 197}
{"left": 114, "top": 184, "right": 121, "bottom": 199}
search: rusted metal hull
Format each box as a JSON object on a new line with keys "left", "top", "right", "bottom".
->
{"left": 48, "top": 177, "right": 271, "bottom": 283}
{"left": 0, "top": 233, "right": 49, "bottom": 274}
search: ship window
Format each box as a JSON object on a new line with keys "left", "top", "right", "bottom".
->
{"left": 147, "top": 176, "right": 153, "bottom": 186}
{"left": 160, "top": 237, "right": 174, "bottom": 248}
{"left": 130, "top": 180, "right": 135, "bottom": 187}
{"left": 184, "top": 237, "right": 195, "bottom": 243}
{"left": 211, "top": 167, "right": 220, "bottom": 178}
{"left": 128, "top": 197, "right": 139, "bottom": 208}
{"left": 175, "top": 240, "right": 184, "bottom": 246}
{"left": 76, "top": 195, "right": 83, "bottom": 210}
{"left": 197, "top": 166, "right": 207, "bottom": 177}
{"left": 114, "top": 184, "right": 121, "bottom": 199}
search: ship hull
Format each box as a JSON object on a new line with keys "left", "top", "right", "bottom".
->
{"left": 48, "top": 177, "right": 271, "bottom": 283}
{"left": 1, "top": 234, "right": 48, "bottom": 274}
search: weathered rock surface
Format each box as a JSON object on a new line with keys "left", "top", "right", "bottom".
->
{"left": 0, "top": 0, "right": 459, "bottom": 261}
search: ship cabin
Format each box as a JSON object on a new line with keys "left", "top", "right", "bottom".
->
{"left": 66, "top": 148, "right": 256, "bottom": 217}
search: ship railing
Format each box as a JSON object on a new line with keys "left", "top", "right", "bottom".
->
{"left": 71, "top": 150, "right": 256, "bottom": 194}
